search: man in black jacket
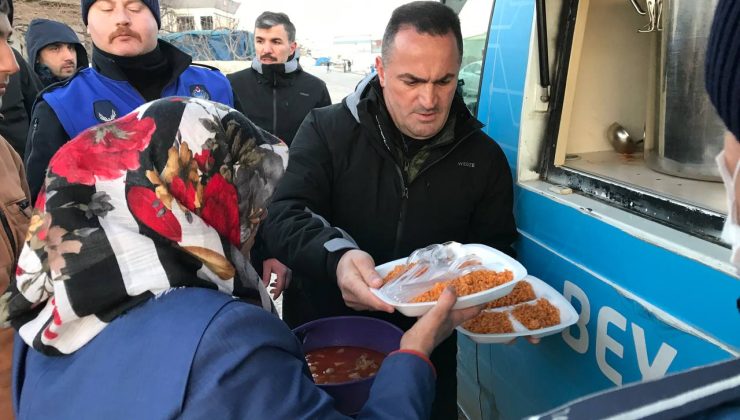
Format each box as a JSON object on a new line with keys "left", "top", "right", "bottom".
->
{"left": 261, "top": 2, "right": 518, "bottom": 419}
{"left": 0, "top": 0, "right": 41, "bottom": 159}
{"left": 228, "top": 12, "right": 331, "bottom": 146}
{"left": 0, "top": 48, "right": 40, "bottom": 157}
{"left": 25, "top": 19, "right": 89, "bottom": 87}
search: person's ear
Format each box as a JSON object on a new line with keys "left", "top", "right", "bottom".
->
{"left": 376, "top": 56, "right": 385, "bottom": 87}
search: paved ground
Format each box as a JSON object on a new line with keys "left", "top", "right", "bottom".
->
{"left": 303, "top": 65, "right": 367, "bottom": 104}
{"left": 200, "top": 60, "right": 366, "bottom": 105}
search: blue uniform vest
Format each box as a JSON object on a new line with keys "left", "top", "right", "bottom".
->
{"left": 12, "top": 288, "right": 236, "bottom": 420}
{"left": 43, "top": 66, "right": 233, "bottom": 139}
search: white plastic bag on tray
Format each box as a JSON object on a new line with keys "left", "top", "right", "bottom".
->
{"left": 379, "top": 241, "right": 487, "bottom": 303}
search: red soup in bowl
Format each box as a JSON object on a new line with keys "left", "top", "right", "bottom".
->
{"left": 293, "top": 316, "right": 404, "bottom": 416}
{"left": 306, "top": 346, "right": 386, "bottom": 384}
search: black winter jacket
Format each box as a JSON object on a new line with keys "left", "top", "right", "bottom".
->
{"left": 0, "top": 49, "right": 41, "bottom": 157}
{"left": 262, "top": 75, "right": 518, "bottom": 319}
{"left": 228, "top": 56, "right": 331, "bottom": 146}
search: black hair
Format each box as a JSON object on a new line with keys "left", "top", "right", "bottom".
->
{"left": 255, "top": 11, "right": 296, "bottom": 43}
{"left": 382, "top": 1, "right": 462, "bottom": 63}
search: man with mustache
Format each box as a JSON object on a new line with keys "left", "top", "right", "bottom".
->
{"left": 261, "top": 3, "right": 517, "bottom": 419}
{"left": 228, "top": 11, "right": 331, "bottom": 146}
{"left": 0, "top": 1, "right": 31, "bottom": 419}
{"left": 23, "top": 0, "right": 239, "bottom": 203}
{"left": 25, "top": 19, "right": 89, "bottom": 87}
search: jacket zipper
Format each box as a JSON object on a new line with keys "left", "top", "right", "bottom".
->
{"left": 375, "top": 116, "right": 409, "bottom": 256}
{"left": 272, "top": 81, "right": 278, "bottom": 135}
{"left": 0, "top": 210, "right": 16, "bottom": 259}
{"left": 393, "top": 165, "right": 409, "bottom": 256}
{"left": 27, "top": 117, "right": 39, "bottom": 159}
{"left": 375, "top": 116, "right": 480, "bottom": 256}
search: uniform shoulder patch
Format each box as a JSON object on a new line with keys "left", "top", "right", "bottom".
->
{"left": 189, "top": 84, "right": 211, "bottom": 100}
{"left": 93, "top": 100, "right": 119, "bottom": 123}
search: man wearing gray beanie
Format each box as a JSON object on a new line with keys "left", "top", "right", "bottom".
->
{"left": 23, "top": 0, "right": 242, "bottom": 204}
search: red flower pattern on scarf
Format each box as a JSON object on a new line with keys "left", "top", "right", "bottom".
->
{"left": 201, "top": 173, "right": 240, "bottom": 246}
{"left": 49, "top": 113, "right": 156, "bottom": 185}
{"left": 127, "top": 186, "right": 183, "bottom": 242}
{"left": 194, "top": 150, "right": 215, "bottom": 172}
{"left": 35, "top": 188, "right": 46, "bottom": 211}
{"left": 169, "top": 176, "right": 198, "bottom": 213}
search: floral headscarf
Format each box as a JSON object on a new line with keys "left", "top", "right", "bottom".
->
{"left": 0, "top": 97, "right": 288, "bottom": 355}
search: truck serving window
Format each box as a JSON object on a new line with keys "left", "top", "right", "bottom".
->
{"left": 539, "top": 0, "right": 725, "bottom": 244}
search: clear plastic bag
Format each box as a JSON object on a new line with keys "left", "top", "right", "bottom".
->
{"left": 379, "top": 241, "right": 487, "bottom": 303}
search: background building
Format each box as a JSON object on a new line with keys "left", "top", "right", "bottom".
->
{"left": 161, "top": 0, "right": 240, "bottom": 32}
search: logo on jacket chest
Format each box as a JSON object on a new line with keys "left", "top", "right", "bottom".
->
{"left": 189, "top": 84, "right": 211, "bottom": 100}
{"left": 457, "top": 161, "right": 476, "bottom": 168}
{"left": 93, "top": 100, "right": 119, "bottom": 123}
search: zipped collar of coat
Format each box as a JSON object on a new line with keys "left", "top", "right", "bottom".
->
{"left": 91, "top": 40, "right": 191, "bottom": 89}
{"left": 251, "top": 52, "right": 300, "bottom": 75}
{"left": 251, "top": 54, "right": 301, "bottom": 88}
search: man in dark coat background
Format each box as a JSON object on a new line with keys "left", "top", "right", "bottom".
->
{"left": 0, "top": 48, "right": 40, "bottom": 157}
{"left": 25, "top": 18, "right": 89, "bottom": 87}
{"left": 228, "top": 11, "right": 331, "bottom": 146}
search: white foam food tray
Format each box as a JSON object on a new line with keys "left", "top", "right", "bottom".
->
{"left": 457, "top": 275, "right": 579, "bottom": 344}
{"left": 371, "top": 243, "right": 527, "bottom": 317}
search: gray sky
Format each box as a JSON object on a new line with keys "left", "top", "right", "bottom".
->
{"left": 236, "top": 0, "right": 408, "bottom": 44}
{"left": 236, "top": 0, "right": 493, "bottom": 47}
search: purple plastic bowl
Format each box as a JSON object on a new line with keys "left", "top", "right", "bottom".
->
{"left": 293, "top": 316, "right": 404, "bottom": 416}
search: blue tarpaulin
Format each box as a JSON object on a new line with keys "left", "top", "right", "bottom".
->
{"left": 314, "top": 57, "right": 330, "bottom": 66}
{"left": 160, "top": 30, "right": 254, "bottom": 61}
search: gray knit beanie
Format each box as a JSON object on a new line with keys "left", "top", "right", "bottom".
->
{"left": 81, "top": 0, "right": 161, "bottom": 29}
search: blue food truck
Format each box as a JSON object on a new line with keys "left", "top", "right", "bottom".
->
{"left": 452, "top": 0, "right": 740, "bottom": 418}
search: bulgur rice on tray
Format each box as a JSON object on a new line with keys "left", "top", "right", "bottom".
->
{"left": 462, "top": 297, "right": 561, "bottom": 335}
{"left": 485, "top": 281, "right": 536, "bottom": 309}
{"left": 462, "top": 311, "right": 515, "bottom": 334}
{"left": 381, "top": 263, "right": 415, "bottom": 286}
{"left": 410, "top": 269, "right": 514, "bottom": 303}
{"left": 511, "top": 298, "right": 561, "bottom": 330}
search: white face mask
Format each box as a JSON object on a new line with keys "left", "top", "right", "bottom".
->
{"left": 716, "top": 151, "right": 740, "bottom": 269}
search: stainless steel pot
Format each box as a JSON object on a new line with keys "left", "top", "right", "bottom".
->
{"left": 631, "top": 0, "right": 724, "bottom": 181}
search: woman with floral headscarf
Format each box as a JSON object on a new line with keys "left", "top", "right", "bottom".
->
{"left": 1, "top": 97, "right": 479, "bottom": 419}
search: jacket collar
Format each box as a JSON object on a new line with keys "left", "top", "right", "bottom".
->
{"left": 35, "top": 63, "right": 65, "bottom": 87}
{"left": 251, "top": 52, "right": 300, "bottom": 75}
{"left": 91, "top": 40, "right": 191, "bottom": 87}
{"left": 250, "top": 53, "right": 301, "bottom": 87}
